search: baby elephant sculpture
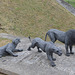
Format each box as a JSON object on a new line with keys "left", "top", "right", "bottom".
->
{"left": 45, "top": 29, "right": 65, "bottom": 43}
{"left": 27, "top": 37, "right": 62, "bottom": 67}
{"left": 0, "top": 38, "right": 23, "bottom": 58}
{"left": 65, "top": 29, "right": 75, "bottom": 56}
{"left": 45, "top": 29, "right": 75, "bottom": 56}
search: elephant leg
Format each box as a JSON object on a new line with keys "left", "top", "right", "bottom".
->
{"left": 69, "top": 45, "right": 74, "bottom": 54}
{"left": 37, "top": 47, "right": 42, "bottom": 52}
{"left": 65, "top": 44, "right": 70, "bottom": 56}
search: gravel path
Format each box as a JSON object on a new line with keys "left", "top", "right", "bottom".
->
{"left": 56, "top": 0, "right": 75, "bottom": 16}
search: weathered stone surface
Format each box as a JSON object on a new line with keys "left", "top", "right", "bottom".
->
{"left": 0, "top": 33, "right": 75, "bottom": 75}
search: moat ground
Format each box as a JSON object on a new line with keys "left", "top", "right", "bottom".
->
{"left": 0, "top": 33, "right": 75, "bottom": 75}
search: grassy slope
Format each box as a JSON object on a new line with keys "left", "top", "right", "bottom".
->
{"left": 0, "top": 0, "right": 75, "bottom": 40}
{"left": 0, "top": 38, "right": 11, "bottom": 47}
{"left": 64, "top": 0, "right": 75, "bottom": 7}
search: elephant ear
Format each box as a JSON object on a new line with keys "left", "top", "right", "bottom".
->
{"left": 17, "top": 38, "right": 20, "bottom": 42}
{"left": 12, "top": 39, "right": 16, "bottom": 44}
{"left": 12, "top": 38, "right": 20, "bottom": 45}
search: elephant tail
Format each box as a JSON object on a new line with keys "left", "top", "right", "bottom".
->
{"left": 45, "top": 32, "right": 48, "bottom": 41}
{"left": 28, "top": 36, "right": 32, "bottom": 42}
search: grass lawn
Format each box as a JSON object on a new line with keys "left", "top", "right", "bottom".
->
{"left": 0, "top": 0, "right": 75, "bottom": 40}
{"left": 64, "top": 0, "right": 75, "bottom": 7}
{"left": 0, "top": 38, "right": 11, "bottom": 47}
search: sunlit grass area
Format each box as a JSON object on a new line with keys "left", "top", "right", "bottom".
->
{"left": 0, "top": 0, "right": 75, "bottom": 40}
{"left": 64, "top": 0, "right": 75, "bottom": 7}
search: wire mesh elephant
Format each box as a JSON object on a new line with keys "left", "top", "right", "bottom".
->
{"left": 0, "top": 38, "right": 23, "bottom": 58}
{"left": 45, "top": 29, "right": 75, "bottom": 56}
{"left": 28, "top": 37, "right": 62, "bottom": 67}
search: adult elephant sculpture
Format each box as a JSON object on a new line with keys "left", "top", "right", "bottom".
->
{"left": 45, "top": 29, "right": 75, "bottom": 56}
{"left": 28, "top": 37, "right": 62, "bottom": 67}
{"left": 0, "top": 38, "right": 23, "bottom": 58}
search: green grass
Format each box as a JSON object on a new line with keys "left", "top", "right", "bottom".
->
{"left": 0, "top": 38, "right": 11, "bottom": 47}
{"left": 0, "top": 0, "right": 75, "bottom": 40}
{"left": 64, "top": 0, "right": 75, "bottom": 7}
